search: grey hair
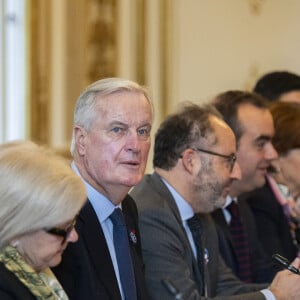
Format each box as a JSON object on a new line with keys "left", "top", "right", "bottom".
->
{"left": 153, "top": 102, "right": 222, "bottom": 170}
{"left": 0, "top": 141, "right": 86, "bottom": 248}
{"left": 70, "top": 77, "right": 153, "bottom": 155}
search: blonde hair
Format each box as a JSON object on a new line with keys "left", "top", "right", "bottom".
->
{"left": 0, "top": 141, "right": 86, "bottom": 248}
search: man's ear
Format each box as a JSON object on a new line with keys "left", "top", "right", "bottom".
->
{"left": 74, "top": 126, "right": 88, "bottom": 155}
{"left": 181, "top": 148, "right": 200, "bottom": 175}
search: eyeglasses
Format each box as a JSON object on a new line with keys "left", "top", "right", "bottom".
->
{"left": 46, "top": 217, "right": 77, "bottom": 244}
{"left": 192, "top": 148, "right": 237, "bottom": 172}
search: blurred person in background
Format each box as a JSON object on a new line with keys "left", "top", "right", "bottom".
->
{"left": 0, "top": 141, "right": 86, "bottom": 300}
{"left": 247, "top": 102, "right": 300, "bottom": 261}
{"left": 211, "top": 91, "right": 278, "bottom": 284}
{"left": 253, "top": 71, "right": 300, "bottom": 103}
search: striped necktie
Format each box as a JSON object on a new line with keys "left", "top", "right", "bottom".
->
{"left": 227, "top": 201, "right": 252, "bottom": 282}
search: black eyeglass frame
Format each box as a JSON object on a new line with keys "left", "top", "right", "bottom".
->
{"left": 46, "top": 218, "right": 77, "bottom": 244}
{"left": 192, "top": 147, "right": 237, "bottom": 172}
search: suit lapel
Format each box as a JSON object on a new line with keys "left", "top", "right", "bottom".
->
{"left": 150, "top": 173, "right": 204, "bottom": 293}
{"left": 150, "top": 173, "right": 184, "bottom": 226}
{"left": 122, "top": 196, "right": 148, "bottom": 300}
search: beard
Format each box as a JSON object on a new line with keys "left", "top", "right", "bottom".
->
{"left": 192, "top": 161, "right": 230, "bottom": 213}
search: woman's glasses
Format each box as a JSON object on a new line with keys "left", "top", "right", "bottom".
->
{"left": 46, "top": 217, "right": 77, "bottom": 244}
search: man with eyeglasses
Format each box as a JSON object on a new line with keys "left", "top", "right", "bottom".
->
{"left": 211, "top": 91, "right": 279, "bottom": 284}
{"left": 130, "top": 103, "right": 300, "bottom": 300}
{"left": 189, "top": 148, "right": 237, "bottom": 172}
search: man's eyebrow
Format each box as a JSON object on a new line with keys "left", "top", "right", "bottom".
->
{"left": 138, "top": 122, "right": 152, "bottom": 128}
{"left": 255, "top": 134, "right": 273, "bottom": 142}
{"left": 108, "top": 121, "right": 127, "bottom": 126}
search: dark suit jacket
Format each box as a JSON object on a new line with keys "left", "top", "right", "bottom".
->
{"left": 52, "top": 195, "right": 149, "bottom": 300}
{"left": 0, "top": 262, "right": 36, "bottom": 300}
{"left": 246, "top": 181, "right": 298, "bottom": 261}
{"left": 130, "top": 173, "right": 266, "bottom": 300}
{"left": 211, "top": 197, "right": 277, "bottom": 283}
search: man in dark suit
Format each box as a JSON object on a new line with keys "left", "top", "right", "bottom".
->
{"left": 246, "top": 179, "right": 298, "bottom": 262}
{"left": 52, "top": 78, "right": 153, "bottom": 300}
{"left": 211, "top": 91, "right": 278, "bottom": 283}
{"left": 130, "top": 103, "right": 300, "bottom": 300}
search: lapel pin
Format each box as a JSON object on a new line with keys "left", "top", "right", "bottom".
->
{"left": 129, "top": 230, "right": 137, "bottom": 244}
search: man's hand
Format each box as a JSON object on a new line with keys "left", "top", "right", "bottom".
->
{"left": 269, "top": 257, "right": 300, "bottom": 300}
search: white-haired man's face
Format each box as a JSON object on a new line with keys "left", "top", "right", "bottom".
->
{"left": 74, "top": 90, "right": 153, "bottom": 203}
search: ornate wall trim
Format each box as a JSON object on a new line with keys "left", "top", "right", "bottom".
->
{"left": 160, "top": 0, "right": 170, "bottom": 117}
{"left": 28, "top": 0, "right": 118, "bottom": 153}
{"left": 135, "top": 0, "right": 146, "bottom": 85}
{"left": 29, "top": 0, "right": 51, "bottom": 144}
{"left": 86, "top": 0, "right": 118, "bottom": 83}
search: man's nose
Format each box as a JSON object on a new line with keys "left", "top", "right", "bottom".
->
{"left": 265, "top": 143, "right": 278, "bottom": 161}
{"left": 125, "top": 130, "right": 140, "bottom": 153}
{"left": 231, "top": 161, "right": 242, "bottom": 180}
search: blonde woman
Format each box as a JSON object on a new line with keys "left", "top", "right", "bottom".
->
{"left": 0, "top": 141, "right": 86, "bottom": 299}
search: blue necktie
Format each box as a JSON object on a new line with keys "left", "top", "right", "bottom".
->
{"left": 110, "top": 208, "right": 137, "bottom": 300}
{"left": 187, "top": 215, "right": 204, "bottom": 295}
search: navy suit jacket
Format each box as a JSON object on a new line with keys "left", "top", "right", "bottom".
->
{"left": 52, "top": 195, "right": 149, "bottom": 300}
{"left": 246, "top": 181, "right": 298, "bottom": 261}
{"left": 211, "top": 197, "right": 277, "bottom": 283}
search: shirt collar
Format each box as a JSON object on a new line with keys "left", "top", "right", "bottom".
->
{"left": 223, "top": 195, "right": 237, "bottom": 208}
{"left": 71, "top": 162, "right": 119, "bottom": 222}
{"left": 161, "top": 177, "right": 194, "bottom": 222}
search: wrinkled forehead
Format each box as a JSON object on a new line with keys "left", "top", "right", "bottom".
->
{"left": 93, "top": 91, "right": 153, "bottom": 125}
{"left": 96, "top": 90, "right": 152, "bottom": 110}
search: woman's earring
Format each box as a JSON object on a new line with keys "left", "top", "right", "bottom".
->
{"left": 10, "top": 240, "right": 19, "bottom": 247}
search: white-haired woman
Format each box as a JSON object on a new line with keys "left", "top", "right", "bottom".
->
{"left": 0, "top": 141, "right": 86, "bottom": 300}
